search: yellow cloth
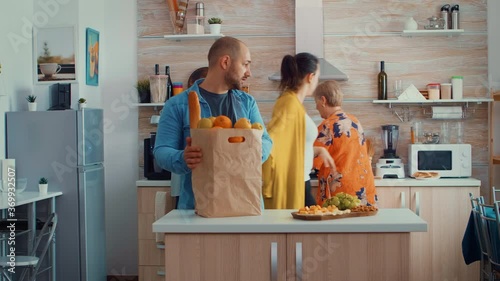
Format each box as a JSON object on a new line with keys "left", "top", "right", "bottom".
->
{"left": 262, "top": 91, "right": 305, "bottom": 209}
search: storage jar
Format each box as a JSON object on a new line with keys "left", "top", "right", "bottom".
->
{"left": 440, "top": 83, "right": 452, "bottom": 99}
{"left": 451, "top": 76, "right": 463, "bottom": 99}
{"left": 427, "top": 83, "right": 440, "bottom": 100}
{"left": 186, "top": 16, "right": 204, "bottom": 35}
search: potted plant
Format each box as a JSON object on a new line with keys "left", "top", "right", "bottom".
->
{"left": 208, "top": 17, "right": 222, "bottom": 34}
{"left": 39, "top": 177, "right": 48, "bottom": 194}
{"left": 26, "top": 95, "right": 37, "bottom": 111}
{"left": 136, "top": 79, "right": 151, "bottom": 103}
{"left": 78, "top": 98, "right": 87, "bottom": 109}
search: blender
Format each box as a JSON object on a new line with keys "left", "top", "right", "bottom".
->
{"left": 375, "top": 125, "right": 405, "bottom": 178}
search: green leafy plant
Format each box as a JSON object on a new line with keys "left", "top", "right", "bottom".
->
{"left": 78, "top": 98, "right": 87, "bottom": 104}
{"left": 208, "top": 17, "right": 222, "bottom": 24}
{"left": 39, "top": 177, "right": 48, "bottom": 184}
{"left": 26, "top": 95, "right": 37, "bottom": 103}
{"left": 136, "top": 79, "right": 150, "bottom": 93}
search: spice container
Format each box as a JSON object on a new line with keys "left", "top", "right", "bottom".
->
{"left": 451, "top": 4, "right": 460, "bottom": 29}
{"left": 187, "top": 16, "right": 205, "bottom": 35}
{"left": 441, "top": 4, "right": 451, "bottom": 30}
{"left": 196, "top": 2, "right": 204, "bottom": 16}
{"left": 427, "top": 83, "right": 440, "bottom": 100}
{"left": 452, "top": 76, "right": 463, "bottom": 99}
{"left": 440, "top": 83, "right": 452, "bottom": 99}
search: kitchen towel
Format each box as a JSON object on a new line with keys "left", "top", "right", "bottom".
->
{"left": 155, "top": 191, "right": 169, "bottom": 243}
{"left": 431, "top": 106, "right": 463, "bottom": 119}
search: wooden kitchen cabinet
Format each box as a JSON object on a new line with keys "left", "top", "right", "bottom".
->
{"left": 165, "top": 234, "right": 287, "bottom": 281}
{"left": 137, "top": 186, "right": 175, "bottom": 281}
{"left": 286, "top": 233, "right": 410, "bottom": 281}
{"left": 376, "top": 186, "right": 409, "bottom": 208}
{"left": 377, "top": 185, "right": 480, "bottom": 281}
{"left": 164, "top": 232, "right": 410, "bottom": 281}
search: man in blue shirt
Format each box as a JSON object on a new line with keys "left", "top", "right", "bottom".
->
{"left": 154, "top": 36, "right": 273, "bottom": 209}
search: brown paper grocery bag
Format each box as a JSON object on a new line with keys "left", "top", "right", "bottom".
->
{"left": 191, "top": 128, "right": 263, "bottom": 217}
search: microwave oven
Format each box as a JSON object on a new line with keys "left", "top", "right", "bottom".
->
{"left": 408, "top": 144, "right": 471, "bottom": 178}
{"left": 144, "top": 133, "right": 171, "bottom": 180}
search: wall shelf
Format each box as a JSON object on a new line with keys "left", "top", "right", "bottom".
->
{"left": 132, "top": 103, "right": 164, "bottom": 107}
{"left": 402, "top": 29, "right": 464, "bottom": 37}
{"left": 373, "top": 98, "right": 492, "bottom": 122}
{"left": 141, "top": 34, "right": 224, "bottom": 41}
{"left": 373, "top": 98, "right": 493, "bottom": 107}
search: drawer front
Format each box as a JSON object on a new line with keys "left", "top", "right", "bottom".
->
{"left": 138, "top": 239, "right": 165, "bottom": 266}
{"left": 139, "top": 265, "right": 165, "bottom": 281}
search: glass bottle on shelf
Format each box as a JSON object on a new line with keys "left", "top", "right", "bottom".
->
{"left": 378, "top": 61, "right": 387, "bottom": 100}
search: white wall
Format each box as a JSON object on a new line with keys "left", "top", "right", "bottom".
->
{"left": 78, "top": 0, "right": 103, "bottom": 107}
{"left": 1, "top": 0, "right": 139, "bottom": 275}
{"left": 0, "top": 1, "right": 34, "bottom": 158}
{"left": 100, "top": 0, "right": 139, "bottom": 275}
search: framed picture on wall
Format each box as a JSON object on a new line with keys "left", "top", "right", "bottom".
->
{"left": 33, "top": 25, "right": 77, "bottom": 84}
{"left": 86, "top": 28, "right": 99, "bottom": 86}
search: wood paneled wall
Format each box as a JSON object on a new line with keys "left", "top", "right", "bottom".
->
{"left": 137, "top": 0, "right": 490, "bottom": 198}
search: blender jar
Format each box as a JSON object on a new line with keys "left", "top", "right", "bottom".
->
{"left": 381, "top": 125, "right": 400, "bottom": 159}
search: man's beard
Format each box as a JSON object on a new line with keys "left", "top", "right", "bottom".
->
{"left": 224, "top": 65, "right": 241, "bottom": 90}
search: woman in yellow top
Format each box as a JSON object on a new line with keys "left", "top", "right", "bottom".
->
{"left": 263, "top": 53, "right": 335, "bottom": 209}
{"left": 313, "top": 81, "right": 377, "bottom": 206}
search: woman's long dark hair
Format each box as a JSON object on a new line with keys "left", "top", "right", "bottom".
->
{"left": 279, "top": 52, "right": 318, "bottom": 93}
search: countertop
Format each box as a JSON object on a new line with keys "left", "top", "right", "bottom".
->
{"left": 0, "top": 191, "right": 63, "bottom": 209}
{"left": 152, "top": 208, "right": 427, "bottom": 233}
{"left": 138, "top": 177, "right": 480, "bottom": 187}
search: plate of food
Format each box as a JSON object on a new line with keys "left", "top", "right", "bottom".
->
{"left": 291, "top": 205, "right": 378, "bottom": 221}
{"left": 412, "top": 171, "right": 440, "bottom": 180}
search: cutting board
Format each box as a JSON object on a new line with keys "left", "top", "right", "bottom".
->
{"left": 291, "top": 210, "right": 378, "bottom": 221}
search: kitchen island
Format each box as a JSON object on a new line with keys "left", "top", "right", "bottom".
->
{"left": 153, "top": 208, "right": 427, "bottom": 281}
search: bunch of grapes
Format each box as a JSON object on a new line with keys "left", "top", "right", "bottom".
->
{"left": 322, "top": 192, "right": 361, "bottom": 210}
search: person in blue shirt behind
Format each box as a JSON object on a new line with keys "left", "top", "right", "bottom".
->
{"left": 154, "top": 36, "right": 273, "bottom": 209}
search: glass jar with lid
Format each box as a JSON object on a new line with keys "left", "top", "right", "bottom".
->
{"left": 427, "top": 83, "right": 441, "bottom": 100}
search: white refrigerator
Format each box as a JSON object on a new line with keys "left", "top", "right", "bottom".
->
{"left": 6, "top": 109, "right": 106, "bottom": 281}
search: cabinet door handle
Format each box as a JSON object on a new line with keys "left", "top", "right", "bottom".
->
{"left": 296, "top": 242, "right": 303, "bottom": 281}
{"left": 415, "top": 191, "right": 421, "bottom": 216}
{"left": 400, "top": 191, "right": 406, "bottom": 208}
{"left": 271, "top": 242, "right": 278, "bottom": 281}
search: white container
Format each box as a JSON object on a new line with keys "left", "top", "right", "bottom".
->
{"left": 404, "top": 17, "right": 418, "bottom": 30}
{"left": 452, "top": 76, "right": 463, "bottom": 99}
{"left": 187, "top": 16, "right": 204, "bottom": 35}
{"left": 440, "top": 83, "right": 452, "bottom": 99}
{"left": 39, "top": 183, "right": 48, "bottom": 194}
{"left": 427, "top": 83, "right": 440, "bottom": 100}
{"left": 209, "top": 24, "right": 221, "bottom": 34}
{"left": 28, "top": 102, "right": 37, "bottom": 111}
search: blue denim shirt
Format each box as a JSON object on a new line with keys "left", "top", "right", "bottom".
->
{"left": 153, "top": 79, "right": 272, "bottom": 209}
